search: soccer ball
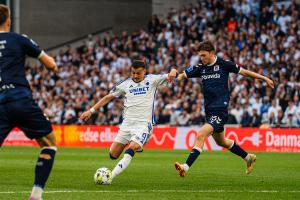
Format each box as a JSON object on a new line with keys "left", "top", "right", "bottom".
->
{"left": 94, "top": 167, "right": 112, "bottom": 185}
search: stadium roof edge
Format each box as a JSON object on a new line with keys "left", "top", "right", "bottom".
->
{"left": 45, "top": 26, "right": 113, "bottom": 54}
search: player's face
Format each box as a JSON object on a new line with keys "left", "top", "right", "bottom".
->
{"left": 131, "top": 67, "right": 146, "bottom": 83}
{"left": 199, "top": 50, "right": 215, "bottom": 65}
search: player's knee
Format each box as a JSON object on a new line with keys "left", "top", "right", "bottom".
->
{"left": 127, "top": 140, "right": 142, "bottom": 151}
{"left": 215, "top": 140, "right": 226, "bottom": 147}
{"left": 37, "top": 132, "right": 56, "bottom": 147}
{"left": 109, "top": 152, "right": 118, "bottom": 160}
{"left": 47, "top": 138, "right": 56, "bottom": 147}
{"left": 48, "top": 132, "right": 57, "bottom": 145}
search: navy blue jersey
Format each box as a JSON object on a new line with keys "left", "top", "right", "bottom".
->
{"left": 185, "top": 57, "right": 240, "bottom": 111}
{"left": 0, "top": 32, "right": 42, "bottom": 103}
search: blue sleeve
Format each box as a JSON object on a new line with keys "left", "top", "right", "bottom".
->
{"left": 225, "top": 60, "right": 240, "bottom": 74}
{"left": 18, "top": 34, "right": 42, "bottom": 58}
{"left": 184, "top": 66, "right": 202, "bottom": 78}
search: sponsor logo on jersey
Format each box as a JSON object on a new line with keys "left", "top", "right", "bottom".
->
{"left": 201, "top": 73, "right": 220, "bottom": 80}
{"left": 186, "top": 66, "right": 194, "bottom": 72}
{"left": 214, "top": 65, "right": 219, "bottom": 71}
{"left": 129, "top": 86, "right": 150, "bottom": 95}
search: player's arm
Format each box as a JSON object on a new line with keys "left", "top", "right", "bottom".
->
{"left": 19, "top": 34, "right": 58, "bottom": 72}
{"left": 239, "top": 68, "right": 274, "bottom": 89}
{"left": 177, "top": 72, "right": 187, "bottom": 81}
{"left": 39, "top": 52, "right": 58, "bottom": 72}
{"left": 80, "top": 94, "right": 115, "bottom": 121}
{"left": 167, "top": 68, "right": 187, "bottom": 82}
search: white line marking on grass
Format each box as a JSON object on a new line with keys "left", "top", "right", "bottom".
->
{"left": 0, "top": 190, "right": 300, "bottom": 194}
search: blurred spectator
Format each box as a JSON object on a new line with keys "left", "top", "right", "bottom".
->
{"left": 250, "top": 94, "right": 262, "bottom": 115}
{"left": 190, "top": 112, "right": 205, "bottom": 125}
{"left": 267, "top": 100, "right": 282, "bottom": 119}
{"left": 227, "top": 113, "right": 238, "bottom": 124}
{"left": 268, "top": 111, "right": 277, "bottom": 127}
{"left": 230, "top": 103, "right": 244, "bottom": 123}
{"left": 275, "top": 109, "right": 285, "bottom": 127}
{"left": 241, "top": 111, "right": 251, "bottom": 127}
{"left": 286, "top": 113, "right": 298, "bottom": 128}
{"left": 227, "top": 17, "right": 237, "bottom": 32}
{"left": 177, "top": 110, "right": 190, "bottom": 126}
{"left": 157, "top": 108, "right": 171, "bottom": 125}
{"left": 95, "top": 112, "right": 107, "bottom": 125}
{"left": 260, "top": 96, "right": 271, "bottom": 121}
{"left": 283, "top": 100, "right": 298, "bottom": 122}
{"left": 170, "top": 107, "right": 180, "bottom": 126}
{"left": 249, "top": 108, "right": 262, "bottom": 127}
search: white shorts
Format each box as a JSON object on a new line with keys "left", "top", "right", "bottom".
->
{"left": 114, "top": 121, "right": 153, "bottom": 148}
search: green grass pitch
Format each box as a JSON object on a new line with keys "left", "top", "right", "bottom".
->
{"left": 0, "top": 147, "right": 299, "bottom": 200}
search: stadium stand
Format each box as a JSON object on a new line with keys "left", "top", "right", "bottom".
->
{"left": 26, "top": 0, "right": 300, "bottom": 128}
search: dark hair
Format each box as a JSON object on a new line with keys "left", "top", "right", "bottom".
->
{"left": 132, "top": 60, "right": 146, "bottom": 69}
{"left": 0, "top": 5, "right": 9, "bottom": 26}
{"left": 196, "top": 41, "right": 215, "bottom": 52}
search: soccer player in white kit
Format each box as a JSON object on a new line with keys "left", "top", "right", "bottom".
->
{"left": 80, "top": 59, "right": 170, "bottom": 182}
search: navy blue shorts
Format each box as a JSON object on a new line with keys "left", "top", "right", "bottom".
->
{"left": 0, "top": 98, "right": 52, "bottom": 145}
{"left": 205, "top": 110, "right": 228, "bottom": 133}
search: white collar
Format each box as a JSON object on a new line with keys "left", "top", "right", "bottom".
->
{"left": 207, "top": 56, "right": 217, "bottom": 66}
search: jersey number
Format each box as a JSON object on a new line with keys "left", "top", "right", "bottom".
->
{"left": 140, "top": 133, "right": 149, "bottom": 145}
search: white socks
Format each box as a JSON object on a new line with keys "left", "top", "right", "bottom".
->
{"left": 30, "top": 186, "right": 43, "bottom": 200}
{"left": 244, "top": 154, "right": 251, "bottom": 162}
{"left": 111, "top": 153, "right": 133, "bottom": 179}
{"left": 183, "top": 163, "right": 190, "bottom": 172}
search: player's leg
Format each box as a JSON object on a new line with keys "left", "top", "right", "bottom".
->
{"left": 111, "top": 141, "right": 141, "bottom": 179}
{"left": 110, "top": 128, "right": 131, "bottom": 159}
{"left": 109, "top": 142, "right": 126, "bottom": 159}
{"left": 111, "top": 123, "right": 152, "bottom": 180}
{"left": 212, "top": 131, "right": 256, "bottom": 174}
{"left": 9, "top": 98, "right": 57, "bottom": 200}
{"left": 29, "top": 132, "right": 57, "bottom": 200}
{"left": 175, "top": 123, "right": 213, "bottom": 177}
{"left": 0, "top": 103, "right": 13, "bottom": 147}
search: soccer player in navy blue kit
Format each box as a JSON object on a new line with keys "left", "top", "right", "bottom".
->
{"left": 169, "top": 41, "right": 274, "bottom": 177}
{"left": 0, "top": 5, "right": 58, "bottom": 200}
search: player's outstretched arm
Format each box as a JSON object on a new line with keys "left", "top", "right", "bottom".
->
{"left": 239, "top": 68, "right": 274, "bottom": 89}
{"left": 80, "top": 94, "right": 115, "bottom": 121}
{"left": 39, "top": 52, "right": 58, "bottom": 72}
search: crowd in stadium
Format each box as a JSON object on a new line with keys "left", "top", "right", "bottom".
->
{"left": 26, "top": 0, "right": 300, "bottom": 128}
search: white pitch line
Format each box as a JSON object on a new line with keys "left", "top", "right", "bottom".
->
{"left": 0, "top": 190, "right": 299, "bottom": 194}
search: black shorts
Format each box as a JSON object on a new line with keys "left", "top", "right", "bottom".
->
{"left": 0, "top": 98, "right": 52, "bottom": 145}
{"left": 205, "top": 110, "right": 228, "bottom": 133}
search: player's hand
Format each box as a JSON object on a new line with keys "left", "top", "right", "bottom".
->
{"left": 265, "top": 78, "right": 274, "bottom": 89}
{"left": 167, "top": 69, "right": 178, "bottom": 83}
{"left": 80, "top": 111, "right": 92, "bottom": 121}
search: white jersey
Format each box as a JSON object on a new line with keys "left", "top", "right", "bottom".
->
{"left": 110, "top": 74, "right": 168, "bottom": 124}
